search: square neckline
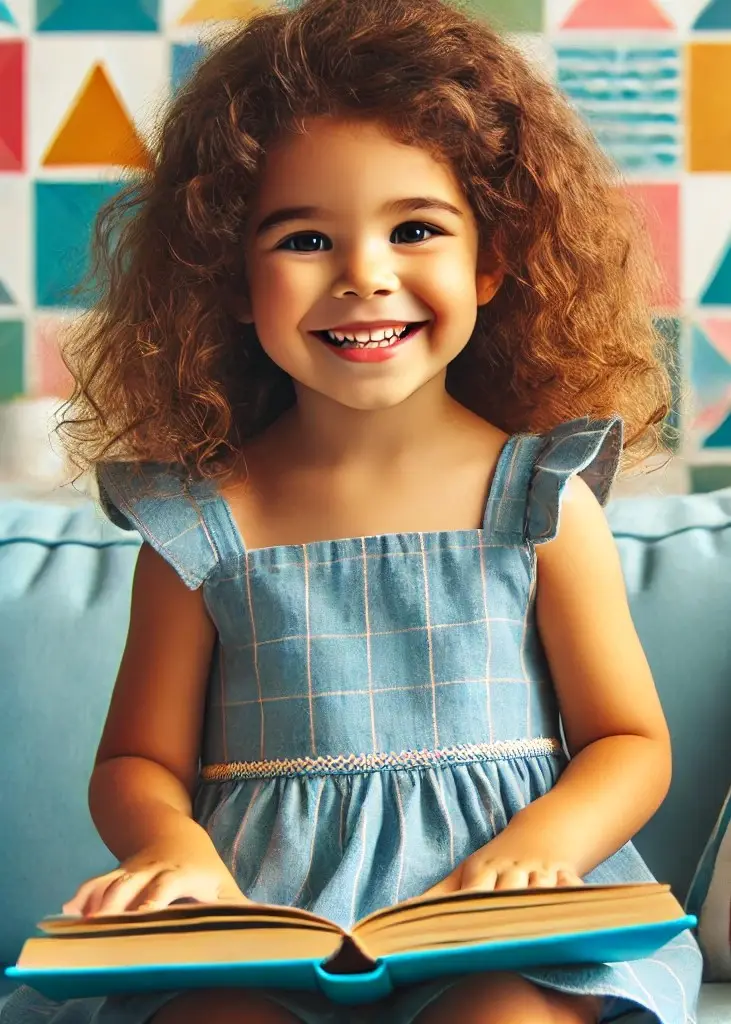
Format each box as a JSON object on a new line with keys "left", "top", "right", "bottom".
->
{"left": 213, "top": 432, "right": 520, "bottom": 559}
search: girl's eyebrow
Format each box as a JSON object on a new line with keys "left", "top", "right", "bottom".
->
{"left": 254, "top": 196, "right": 464, "bottom": 237}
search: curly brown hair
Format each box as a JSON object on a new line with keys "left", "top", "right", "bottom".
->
{"left": 58, "top": 0, "right": 672, "bottom": 479}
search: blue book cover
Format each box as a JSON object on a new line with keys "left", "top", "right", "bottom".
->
{"left": 6, "top": 883, "right": 695, "bottom": 1005}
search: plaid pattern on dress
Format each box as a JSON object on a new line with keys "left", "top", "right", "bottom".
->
{"left": 98, "top": 417, "right": 623, "bottom": 768}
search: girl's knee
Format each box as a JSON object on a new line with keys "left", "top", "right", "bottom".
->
{"left": 418, "top": 972, "right": 601, "bottom": 1024}
{"left": 150, "top": 988, "right": 299, "bottom": 1024}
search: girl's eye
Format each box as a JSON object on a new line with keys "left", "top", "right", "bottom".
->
{"left": 391, "top": 221, "right": 441, "bottom": 245}
{"left": 278, "top": 232, "right": 332, "bottom": 253}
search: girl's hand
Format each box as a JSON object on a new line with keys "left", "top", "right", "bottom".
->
{"left": 422, "top": 853, "right": 584, "bottom": 897}
{"left": 62, "top": 844, "right": 248, "bottom": 917}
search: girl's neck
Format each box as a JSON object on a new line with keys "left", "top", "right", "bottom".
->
{"left": 278, "top": 375, "right": 464, "bottom": 468}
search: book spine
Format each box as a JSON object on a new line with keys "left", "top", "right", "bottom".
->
{"left": 314, "top": 959, "right": 392, "bottom": 1003}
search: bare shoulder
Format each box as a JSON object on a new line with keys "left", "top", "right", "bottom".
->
{"left": 535, "top": 474, "right": 614, "bottom": 566}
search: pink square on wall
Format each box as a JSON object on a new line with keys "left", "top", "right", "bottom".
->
{"left": 624, "top": 183, "right": 680, "bottom": 311}
{"left": 32, "top": 317, "right": 74, "bottom": 400}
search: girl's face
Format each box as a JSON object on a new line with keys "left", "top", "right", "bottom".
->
{"left": 244, "top": 117, "right": 500, "bottom": 412}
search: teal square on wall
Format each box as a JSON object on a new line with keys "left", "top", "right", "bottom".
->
{"left": 35, "top": 181, "right": 123, "bottom": 308}
{"left": 0, "top": 320, "right": 24, "bottom": 400}
{"left": 36, "top": 0, "right": 159, "bottom": 31}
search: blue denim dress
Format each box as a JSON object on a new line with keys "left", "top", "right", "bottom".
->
{"left": 2, "top": 417, "right": 702, "bottom": 1024}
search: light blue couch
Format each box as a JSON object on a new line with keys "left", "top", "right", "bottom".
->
{"left": 1, "top": 489, "right": 730, "bottom": 1022}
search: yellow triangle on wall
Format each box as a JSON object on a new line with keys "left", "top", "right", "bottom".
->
{"left": 179, "top": 0, "right": 272, "bottom": 24}
{"left": 41, "top": 63, "right": 150, "bottom": 170}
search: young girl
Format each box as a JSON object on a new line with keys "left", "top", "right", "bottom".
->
{"left": 3, "top": 0, "right": 702, "bottom": 1021}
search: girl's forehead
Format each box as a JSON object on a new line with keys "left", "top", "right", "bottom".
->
{"left": 255, "top": 117, "right": 466, "bottom": 209}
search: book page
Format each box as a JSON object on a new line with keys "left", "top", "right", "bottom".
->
{"left": 41, "top": 902, "right": 342, "bottom": 937}
{"left": 20, "top": 924, "right": 343, "bottom": 971}
{"left": 352, "top": 884, "right": 667, "bottom": 937}
{"left": 354, "top": 886, "right": 681, "bottom": 961}
{"left": 367, "top": 897, "right": 678, "bottom": 956}
{"left": 40, "top": 914, "right": 336, "bottom": 939}
{"left": 353, "top": 882, "right": 666, "bottom": 936}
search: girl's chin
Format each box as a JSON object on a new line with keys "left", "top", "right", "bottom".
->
{"left": 292, "top": 373, "right": 449, "bottom": 413}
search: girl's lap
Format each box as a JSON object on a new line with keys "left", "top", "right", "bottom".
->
{"left": 148, "top": 976, "right": 604, "bottom": 1024}
{"left": 150, "top": 988, "right": 300, "bottom": 1024}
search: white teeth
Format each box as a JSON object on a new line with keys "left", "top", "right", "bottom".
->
{"left": 325, "top": 325, "right": 408, "bottom": 346}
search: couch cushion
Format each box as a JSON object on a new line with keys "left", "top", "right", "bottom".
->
{"left": 0, "top": 500, "right": 141, "bottom": 969}
{"left": 607, "top": 489, "right": 731, "bottom": 902}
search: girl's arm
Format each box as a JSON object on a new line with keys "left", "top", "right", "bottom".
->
{"left": 63, "top": 543, "right": 244, "bottom": 915}
{"left": 487, "top": 475, "right": 670, "bottom": 870}
{"left": 427, "top": 476, "right": 671, "bottom": 893}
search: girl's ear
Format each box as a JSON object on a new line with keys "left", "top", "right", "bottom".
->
{"left": 476, "top": 257, "right": 504, "bottom": 307}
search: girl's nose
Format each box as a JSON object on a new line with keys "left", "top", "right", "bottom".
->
{"left": 331, "top": 243, "right": 400, "bottom": 299}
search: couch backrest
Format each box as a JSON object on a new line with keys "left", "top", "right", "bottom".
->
{"left": 607, "top": 491, "right": 731, "bottom": 901}
{"left": 0, "top": 502, "right": 134, "bottom": 971}
{"left": 0, "top": 490, "right": 730, "bottom": 971}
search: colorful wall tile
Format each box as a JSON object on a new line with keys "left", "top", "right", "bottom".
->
{"left": 556, "top": 44, "right": 681, "bottom": 174}
{"left": 35, "top": 181, "right": 124, "bottom": 307}
{"left": 171, "top": 41, "right": 206, "bottom": 90}
{"left": 465, "top": 0, "right": 544, "bottom": 32}
{"left": 0, "top": 0, "right": 730, "bottom": 490}
{"left": 42, "top": 64, "right": 151, "bottom": 170}
{"left": 0, "top": 3, "right": 17, "bottom": 27}
{"left": 625, "top": 183, "right": 680, "bottom": 308}
{"left": 559, "top": 0, "right": 674, "bottom": 31}
{"left": 692, "top": 1, "right": 731, "bottom": 31}
{"left": 0, "top": 319, "right": 23, "bottom": 400}
{"left": 36, "top": 0, "right": 160, "bottom": 33}
{"left": 32, "top": 315, "right": 73, "bottom": 399}
{"left": 688, "top": 42, "right": 731, "bottom": 171}
{"left": 180, "top": 1, "right": 272, "bottom": 22}
{"left": 0, "top": 40, "right": 24, "bottom": 171}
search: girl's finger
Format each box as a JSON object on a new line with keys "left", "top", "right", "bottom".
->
{"left": 527, "top": 868, "right": 557, "bottom": 889}
{"left": 88, "top": 869, "right": 155, "bottom": 916}
{"left": 557, "top": 869, "right": 583, "bottom": 887}
{"left": 62, "top": 872, "right": 123, "bottom": 915}
{"left": 127, "top": 870, "right": 193, "bottom": 912}
{"left": 494, "top": 866, "right": 530, "bottom": 891}
{"left": 461, "top": 862, "right": 498, "bottom": 892}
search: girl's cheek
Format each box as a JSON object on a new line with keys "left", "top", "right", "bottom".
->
{"left": 256, "top": 263, "right": 319, "bottom": 308}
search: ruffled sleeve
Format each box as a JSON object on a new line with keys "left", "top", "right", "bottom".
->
{"left": 486, "top": 416, "right": 623, "bottom": 546}
{"left": 96, "top": 462, "right": 220, "bottom": 590}
{"left": 526, "top": 416, "right": 623, "bottom": 543}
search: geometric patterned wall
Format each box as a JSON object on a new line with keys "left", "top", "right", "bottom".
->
{"left": 1, "top": 0, "right": 731, "bottom": 492}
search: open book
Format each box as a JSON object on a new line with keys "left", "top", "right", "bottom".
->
{"left": 7, "top": 883, "right": 694, "bottom": 1004}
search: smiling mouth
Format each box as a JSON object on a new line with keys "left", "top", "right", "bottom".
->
{"left": 314, "top": 322, "right": 427, "bottom": 349}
